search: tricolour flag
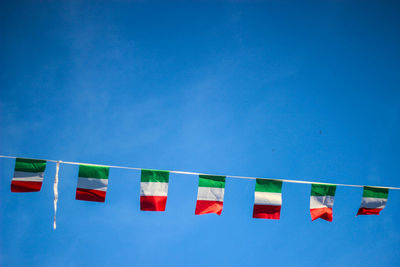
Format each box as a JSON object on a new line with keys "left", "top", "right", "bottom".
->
{"left": 310, "top": 184, "right": 336, "bottom": 221}
{"left": 195, "top": 175, "right": 226, "bottom": 215}
{"left": 11, "top": 158, "right": 47, "bottom": 192}
{"left": 357, "top": 186, "right": 389, "bottom": 216}
{"left": 76, "top": 165, "right": 109, "bottom": 202}
{"left": 140, "top": 169, "right": 170, "bottom": 211}
{"left": 253, "top": 179, "right": 282, "bottom": 220}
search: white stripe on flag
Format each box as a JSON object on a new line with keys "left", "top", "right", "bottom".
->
{"left": 140, "top": 182, "right": 168, "bottom": 196}
{"left": 77, "top": 177, "right": 108, "bottom": 191}
{"left": 254, "top": 191, "right": 282, "bottom": 206}
{"left": 197, "top": 187, "right": 224, "bottom": 201}
{"left": 310, "top": 195, "right": 334, "bottom": 209}
{"left": 360, "top": 197, "right": 387, "bottom": 209}
{"left": 12, "top": 177, "right": 44, "bottom": 182}
{"left": 13, "top": 171, "right": 44, "bottom": 182}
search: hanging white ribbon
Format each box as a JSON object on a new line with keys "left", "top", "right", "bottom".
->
{"left": 53, "top": 161, "right": 61, "bottom": 230}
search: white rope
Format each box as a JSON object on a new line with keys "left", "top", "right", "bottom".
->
{"left": 0, "top": 154, "right": 399, "bottom": 190}
{"left": 53, "top": 161, "right": 60, "bottom": 230}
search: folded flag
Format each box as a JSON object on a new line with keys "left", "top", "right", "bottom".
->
{"left": 310, "top": 184, "right": 336, "bottom": 221}
{"left": 195, "top": 175, "right": 226, "bottom": 215}
{"left": 76, "top": 165, "right": 109, "bottom": 202}
{"left": 357, "top": 186, "right": 389, "bottom": 216}
{"left": 140, "top": 169, "right": 170, "bottom": 211}
{"left": 253, "top": 179, "right": 282, "bottom": 220}
{"left": 11, "top": 158, "right": 47, "bottom": 192}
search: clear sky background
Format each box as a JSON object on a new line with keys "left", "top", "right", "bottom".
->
{"left": 1, "top": 1, "right": 400, "bottom": 266}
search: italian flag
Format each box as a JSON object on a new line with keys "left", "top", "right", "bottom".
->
{"left": 310, "top": 184, "right": 336, "bottom": 221}
{"left": 253, "top": 179, "right": 282, "bottom": 220}
{"left": 195, "top": 175, "right": 226, "bottom": 215}
{"left": 76, "top": 165, "right": 109, "bottom": 202}
{"left": 11, "top": 158, "right": 47, "bottom": 192}
{"left": 140, "top": 169, "right": 169, "bottom": 211}
{"left": 357, "top": 186, "right": 389, "bottom": 215}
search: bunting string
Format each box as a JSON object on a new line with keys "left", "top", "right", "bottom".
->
{"left": 1, "top": 154, "right": 399, "bottom": 190}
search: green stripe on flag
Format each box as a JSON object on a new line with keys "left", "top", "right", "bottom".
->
{"left": 141, "top": 169, "right": 169, "bottom": 183}
{"left": 311, "top": 184, "right": 336, "bottom": 196}
{"left": 15, "top": 158, "right": 46, "bottom": 173}
{"left": 198, "top": 175, "right": 226, "bottom": 188}
{"left": 78, "top": 165, "right": 109, "bottom": 179}
{"left": 362, "top": 186, "right": 389, "bottom": 199}
{"left": 255, "top": 179, "right": 282, "bottom": 193}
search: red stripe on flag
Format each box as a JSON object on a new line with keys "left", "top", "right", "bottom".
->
{"left": 253, "top": 205, "right": 281, "bottom": 220}
{"left": 357, "top": 207, "right": 383, "bottom": 216}
{"left": 140, "top": 196, "right": 168, "bottom": 211}
{"left": 76, "top": 188, "right": 106, "bottom": 202}
{"left": 195, "top": 200, "right": 223, "bottom": 215}
{"left": 310, "top": 207, "right": 333, "bottom": 222}
{"left": 11, "top": 181, "right": 42, "bottom": 192}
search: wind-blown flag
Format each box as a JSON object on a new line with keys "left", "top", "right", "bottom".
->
{"left": 76, "top": 165, "right": 109, "bottom": 202}
{"left": 140, "top": 169, "right": 170, "bottom": 211}
{"left": 357, "top": 186, "right": 389, "bottom": 215}
{"left": 11, "top": 158, "right": 47, "bottom": 192}
{"left": 253, "top": 179, "right": 282, "bottom": 219}
{"left": 195, "top": 175, "right": 226, "bottom": 215}
{"left": 310, "top": 184, "right": 336, "bottom": 221}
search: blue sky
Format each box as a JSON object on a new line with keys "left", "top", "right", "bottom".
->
{"left": 1, "top": 1, "right": 400, "bottom": 266}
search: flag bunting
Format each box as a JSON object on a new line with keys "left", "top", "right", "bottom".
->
{"left": 11, "top": 158, "right": 47, "bottom": 192}
{"left": 253, "top": 179, "right": 282, "bottom": 220}
{"left": 310, "top": 184, "right": 336, "bottom": 221}
{"left": 357, "top": 186, "right": 389, "bottom": 216}
{"left": 1, "top": 155, "right": 398, "bottom": 229}
{"left": 76, "top": 164, "right": 110, "bottom": 202}
{"left": 195, "top": 175, "right": 226, "bottom": 215}
{"left": 140, "top": 169, "right": 170, "bottom": 211}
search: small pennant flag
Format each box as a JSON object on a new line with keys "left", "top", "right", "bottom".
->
{"left": 76, "top": 165, "right": 109, "bottom": 202}
{"left": 253, "top": 179, "right": 282, "bottom": 220}
{"left": 140, "top": 169, "right": 170, "bottom": 211}
{"left": 11, "top": 158, "right": 47, "bottom": 192}
{"left": 357, "top": 186, "right": 389, "bottom": 216}
{"left": 310, "top": 184, "right": 336, "bottom": 221}
{"left": 195, "top": 175, "right": 226, "bottom": 215}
